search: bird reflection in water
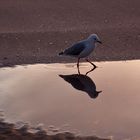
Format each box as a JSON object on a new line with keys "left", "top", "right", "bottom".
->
{"left": 59, "top": 72, "right": 102, "bottom": 99}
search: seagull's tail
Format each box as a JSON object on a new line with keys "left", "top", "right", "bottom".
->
{"left": 59, "top": 51, "right": 64, "bottom": 55}
{"left": 97, "top": 91, "right": 102, "bottom": 94}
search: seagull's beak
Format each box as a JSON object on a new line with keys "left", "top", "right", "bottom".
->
{"left": 97, "top": 40, "right": 102, "bottom": 44}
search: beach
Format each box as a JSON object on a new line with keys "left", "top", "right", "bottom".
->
{"left": 0, "top": 0, "right": 140, "bottom": 139}
{"left": 0, "top": 0, "right": 140, "bottom": 67}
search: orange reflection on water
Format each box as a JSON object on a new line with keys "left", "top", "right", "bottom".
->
{"left": 0, "top": 60, "right": 140, "bottom": 140}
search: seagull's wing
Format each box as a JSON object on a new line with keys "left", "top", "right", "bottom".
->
{"left": 64, "top": 41, "right": 86, "bottom": 56}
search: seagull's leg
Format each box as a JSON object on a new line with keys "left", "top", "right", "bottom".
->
{"left": 77, "top": 58, "right": 80, "bottom": 74}
{"left": 85, "top": 58, "right": 97, "bottom": 68}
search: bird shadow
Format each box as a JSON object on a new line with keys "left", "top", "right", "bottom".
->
{"left": 59, "top": 72, "right": 102, "bottom": 99}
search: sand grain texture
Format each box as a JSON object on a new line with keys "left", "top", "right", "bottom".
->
{"left": 0, "top": 0, "right": 140, "bottom": 67}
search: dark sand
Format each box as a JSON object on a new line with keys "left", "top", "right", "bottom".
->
{"left": 0, "top": 121, "right": 109, "bottom": 140}
{"left": 0, "top": 0, "right": 140, "bottom": 139}
{"left": 0, "top": 0, "right": 140, "bottom": 67}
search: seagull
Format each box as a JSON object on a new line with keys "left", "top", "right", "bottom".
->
{"left": 59, "top": 34, "right": 102, "bottom": 73}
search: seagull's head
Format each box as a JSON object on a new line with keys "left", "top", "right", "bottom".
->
{"left": 88, "top": 34, "right": 102, "bottom": 44}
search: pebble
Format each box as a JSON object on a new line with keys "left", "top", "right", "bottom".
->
{"left": 104, "top": 19, "right": 108, "bottom": 23}
{"left": 49, "top": 42, "right": 53, "bottom": 45}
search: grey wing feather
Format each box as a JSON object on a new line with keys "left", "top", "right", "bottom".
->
{"left": 64, "top": 42, "right": 86, "bottom": 56}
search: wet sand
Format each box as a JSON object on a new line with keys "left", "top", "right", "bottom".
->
{"left": 0, "top": 121, "right": 109, "bottom": 140}
{"left": 0, "top": 0, "right": 140, "bottom": 67}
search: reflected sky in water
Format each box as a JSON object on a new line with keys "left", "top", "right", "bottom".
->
{"left": 0, "top": 60, "right": 140, "bottom": 140}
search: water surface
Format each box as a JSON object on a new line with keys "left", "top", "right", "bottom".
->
{"left": 0, "top": 60, "right": 140, "bottom": 140}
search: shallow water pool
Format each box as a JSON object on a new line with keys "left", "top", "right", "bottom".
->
{"left": 0, "top": 60, "right": 140, "bottom": 140}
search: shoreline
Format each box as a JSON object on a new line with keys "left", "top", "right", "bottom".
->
{"left": 0, "top": 121, "right": 109, "bottom": 140}
{"left": 0, "top": 30, "right": 140, "bottom": 68}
